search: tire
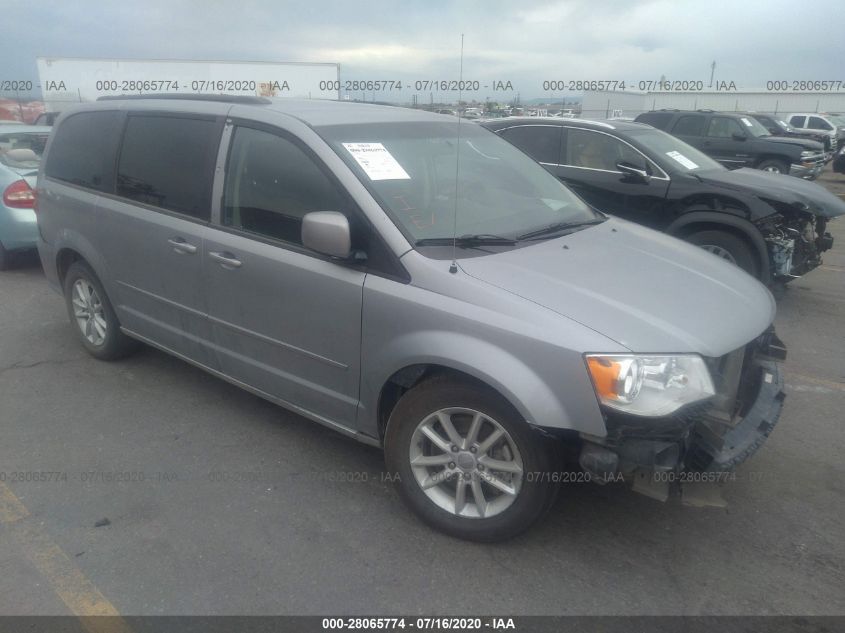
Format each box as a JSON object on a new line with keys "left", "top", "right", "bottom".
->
{"left": 756, "top": 159, "right": 789, "bottom": 175}
{"left": 63, "top": 261, "right": 140, "bottom": 360}
{"left": 0, "top": 242, "right": 9, "bottom": 271}
{"left": 685, "top": 229, "right": 759, "bottom": 278}
{"left": 384, "top": 375, "right": 557, "bottom": 542}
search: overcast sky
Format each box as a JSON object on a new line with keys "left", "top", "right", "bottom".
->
{"left": 2, "top": 0, "right": 844, "bottom": 101}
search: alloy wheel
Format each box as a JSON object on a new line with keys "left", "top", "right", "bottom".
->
{"left": 699, "top": 244, "right": 738, "bottom": 265}
{"left": 409, "top": 407, "right": 524, "bottom": 519}
{"left": 72, "top": 279, "right": 107, "bottom": 346}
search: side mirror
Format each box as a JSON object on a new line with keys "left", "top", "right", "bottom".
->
{"left": 616, "top": 161, "right": 650, "bottom": 183}
{"left": 731, "top": 132, "right": 747, "bottom": 141}
{"left": 302, "top": 211, "right": 352, "bottom": 259}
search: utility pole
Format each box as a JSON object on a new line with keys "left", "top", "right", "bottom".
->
{"left": 709, "top": 61, "right": 716, "bottom": 88}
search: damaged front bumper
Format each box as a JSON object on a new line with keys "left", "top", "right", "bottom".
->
{"left": 789, "top": 161, "right": 824, "bottom": 180}
{"left": 577, "top": 331, "right": 786, "bottom": 493}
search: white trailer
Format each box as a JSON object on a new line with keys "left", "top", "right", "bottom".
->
{"left": 36, "top": 57, "right": 340, "bottom": 109}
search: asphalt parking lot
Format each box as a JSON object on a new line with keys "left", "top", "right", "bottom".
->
{"left": 0, "top": 169, "right": 843, "bottom": 617}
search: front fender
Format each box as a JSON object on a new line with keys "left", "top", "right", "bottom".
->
{"left": 667, "top": 211, "right": 771, "bottom": 282}
{"left": 359, "top": 329, "right": 607, "bottom": 442}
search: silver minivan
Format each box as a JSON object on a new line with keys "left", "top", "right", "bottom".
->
{"left": 36, "top": 96, "right": 786, "bottom": 541}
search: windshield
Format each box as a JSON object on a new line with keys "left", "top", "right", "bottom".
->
{"left": 318, "top": 121, "right": 598, "bottom": 245}
{"left": 738, "top": 116, "right": 773, "bottom": 137}
{"left": 625, "top": 128, "right": 724, "bottom": 173}
{"left": 0, "top": 131, "right": 48, "bottom": 171}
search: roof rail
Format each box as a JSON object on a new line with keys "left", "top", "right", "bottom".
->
{"left": 96, "top": 94, "right": 272, "bottom": 104}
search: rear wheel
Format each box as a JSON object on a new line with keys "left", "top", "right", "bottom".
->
{"left": 0, "top": 243, "right": 9, "bottom": 271}
{"left": 384, "top": 376, "right": 557, "bottom": 542}
{"left": 63, "top": 261, "right": 140, "bottom": 360}
{"left": 685, "top": 229, "right": 759, "bottom": 278}
{"left": 756, "top": 159, "right": 789, "bottom": 174}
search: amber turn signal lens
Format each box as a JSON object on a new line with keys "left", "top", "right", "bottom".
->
{"left": 586, "top": 356, "right": 621, "bottom": 400}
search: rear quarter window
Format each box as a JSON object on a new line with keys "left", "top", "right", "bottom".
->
{"left": 44, "top": 111, "right": 123, "bottom": 192}
{"left": 499, "top": 125, "right": 562, "bottom": 164}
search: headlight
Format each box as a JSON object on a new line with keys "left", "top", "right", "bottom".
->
{"left": 800, "top": 150, "right": 818, "bottom": 159}
{"left": 585, "top": 354, "right": 715, "bottom": 417}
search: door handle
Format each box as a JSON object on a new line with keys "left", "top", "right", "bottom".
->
{"left": 168, "top": 237, "right": 197, "bottom": 254}
{"left": 209, "top": 251, "right": 242, "bottom": 269}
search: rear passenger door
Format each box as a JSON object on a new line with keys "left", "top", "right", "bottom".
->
{"left": 204, "top": 121, "right": 366, "bottom": 428}
{"left": 99, "top": 112, "right": 223, "bottom": 368}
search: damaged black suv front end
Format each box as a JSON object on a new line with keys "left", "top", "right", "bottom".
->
{"left": 689, "top": 166, "right": 844, "bottom": 283}
{"left": 756, "top": 202, "right": 835, "bottom": 279}
{"left": 578, "top": 329, "right": 786, "bottom": 497}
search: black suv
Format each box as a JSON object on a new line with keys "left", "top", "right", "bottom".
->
{"left": 634, "top": 110, "right": 825, "bottom": 179}
{"left": 481, "top": 117, "right": 843, "bottom": 283}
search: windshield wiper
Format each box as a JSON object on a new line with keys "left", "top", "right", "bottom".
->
{"left": 516, "top": 218, "right": 606, "bottom": 241}
{"left": 415, "top": 234, "right": 517, "bottom": 247}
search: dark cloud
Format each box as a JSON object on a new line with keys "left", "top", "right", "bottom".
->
{"left": 1, "top": 0, "right": 843, "bottom": 100}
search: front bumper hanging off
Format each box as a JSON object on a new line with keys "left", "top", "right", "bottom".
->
{"left": 577, "top": 331, "right": 787, "bottom": 487}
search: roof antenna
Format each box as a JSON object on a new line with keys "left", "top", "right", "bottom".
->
{"left": 449, "top": 33, "right": 465, "bottom": 275}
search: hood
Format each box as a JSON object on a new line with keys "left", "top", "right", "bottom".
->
{"left": 761, "top": 135, "right": 824, "bottom": 151}
{"left": 695, "top": 168, "right": 845, "bottom": 218}
{"left": 458, "top": 218, "right": 775, "bottom": 358}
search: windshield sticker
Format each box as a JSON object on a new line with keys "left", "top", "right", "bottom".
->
{"left": 740, "top": 117, "right": 753, "bottom": 127}
{"left": 665, "top": 150, "right": 699, "bottom": 170}
{"left": 342, "top": 142, "right": 410, "bottom": 180}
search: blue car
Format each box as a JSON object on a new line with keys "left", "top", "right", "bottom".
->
{"left": 0, "top": 125, "right": 50, "bottom": 269}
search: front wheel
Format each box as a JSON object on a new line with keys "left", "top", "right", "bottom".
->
{"left": 756, "top": 159, "right": 789, "bottom": 174}
{"left": 685, "top": 229, "right": 759, "bottom": 278}
{"left": 384, "top": 376, "right": 557, "bottom": 542}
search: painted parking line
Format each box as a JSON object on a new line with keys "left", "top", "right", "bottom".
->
{"left": 786, "top": 372, "right": 845, "bottom": 393}
{"left": 0, "top": 482, "right": 133, "bottom": 633}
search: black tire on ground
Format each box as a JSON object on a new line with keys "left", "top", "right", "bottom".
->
{"left": 62, "top": 260, "right": 141, "bottom": 360}
{"left": 685, "top": 229, "right": 759, "bottom": 278}
{"left": 0, "top": 242, "right": 10, "bottom": 271}
{"left": 384, "top": 375, "right": 558, "bottom": 542}
{"left": 756, "top": 159, "right": 789, "bottom": 174}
